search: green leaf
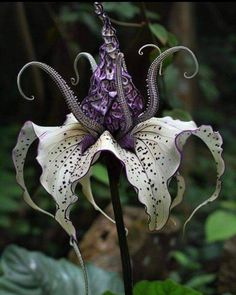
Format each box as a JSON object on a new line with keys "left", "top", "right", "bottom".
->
{"left": 169, "top": 251, "right": 200, "bottom": 270}
{"left": 149, "top": 23, "right": 168, "bottom": 45}
{"left": 146, "top": 10, "right": 160, "bottom": 21}
{"left": 205, "top": 210, "right": 236, "bottom": 242}
{"left": 220, "top": 200, "right": 236, "bottom": 211}
{"left": 163, "top": 109, "right": 193, "bottom": 121}
{"left": 186, "top": 274, "right": 216, "bottom": 289}
{"left": 168, "top": 32, "right": 179, "bottom": 47}
{"left": 92, "top": 163, "right": 109, "bottom": 185}
{"left": 0, "top": 245, "right": 124, "bottom": 295}
{"left": 103, "top": 2, "right": 140, "bottom": 19}
{"left": 133, "top": 279, "right": 203, "bottom": 295}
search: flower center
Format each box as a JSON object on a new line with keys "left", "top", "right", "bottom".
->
{"left": 81, "top": 47, "right": 143, "bottom": 137}
{"left": 80, "top": 2, "right": 143, "bottom": 140}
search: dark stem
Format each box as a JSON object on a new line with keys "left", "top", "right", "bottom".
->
{"left": 106, "top": 154, "right": 133, "bottom": 295}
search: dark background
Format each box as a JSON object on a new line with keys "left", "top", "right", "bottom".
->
{"left": 0, "top": 2, "right": 236, "bottom": 295}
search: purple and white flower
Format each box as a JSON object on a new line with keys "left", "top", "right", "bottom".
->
{"left": 13, "top": 2, "right": 224, "bottom": 251}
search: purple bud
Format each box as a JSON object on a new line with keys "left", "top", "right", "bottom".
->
{"left": 81, "top": 3, "right": 144, "bottom": 137}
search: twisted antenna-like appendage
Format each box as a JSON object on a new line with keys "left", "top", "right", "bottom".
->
{"left": 135, "top": 45, "right": 199, "bottom": 124}
{"left": 17, "top": 61, "right": 104, "bottom": 136}
{"left": 70, "top": 237, "right": 89, "bottom": 295}
{"left": 71, "top": 52, "right": 97, "bottom": 86}
{"left": 138, "top": 44, "right": 163, "bottom": 75}
{"left": 115, "top": 53, "right": 133, "bottom": 139}
{"left": 94, "top": 2, "right": 110, "bottom": 27}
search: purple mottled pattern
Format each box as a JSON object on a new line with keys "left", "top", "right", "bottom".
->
{"left": 81, "top": 12, "right": 144, "bottom": 135}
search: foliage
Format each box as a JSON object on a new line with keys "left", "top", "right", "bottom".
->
{"left": 133, "top": 280, "right": 202, "bottom": 295}
{"left": 0, "top": 245, "right": 124, "bottom": 295}
{"left": 105, "top": 279, "right": 202, "bottom": 295}
{"left": 205, "top": 210, "right": 236, "bottom": 243}
{"left": 149, "top": 23, "right": 168, "bottom": 45}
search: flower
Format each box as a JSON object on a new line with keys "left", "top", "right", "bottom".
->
{"left": 13, "top": 2, "right": 224, "bottom": 244}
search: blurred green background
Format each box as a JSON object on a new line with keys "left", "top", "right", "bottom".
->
{"left": 0, "top": 2, "right": 236, "bottom": 295}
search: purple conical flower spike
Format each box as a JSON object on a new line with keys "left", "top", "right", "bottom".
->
{"left": 81, "top": 2, "right": 144, "bottom": 137}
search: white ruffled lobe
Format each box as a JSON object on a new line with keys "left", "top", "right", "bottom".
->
{"left": 13, "top": 114, "right": 116, "bottom": 237}
{"left": 13, "top": 114, "right": 87, "bottom": 237}
{"left": 35, "top": 114, "right": 89, "bottom": 236}
{"left": 130, "top": 116, "right": 224, "bottom": 231}
{"left": 130, "top": 117, "right": 197, "bottom": 230}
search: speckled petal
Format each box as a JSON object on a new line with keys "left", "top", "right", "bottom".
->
{"left": 14, "top": 113, "right": 224, "bottom": 235}
{"left": 13, "top": 113, "right": 89, "bottom": 237}
{"left": 35, "top": 115, "right": 88, "bottom": 236}
{"left": 175, "top": 125, "right": 225, "bottom": 231}
{"left": 131, "top": 117, "right": 197, "bottom": 230}
{"left": 131, "top": 116, "right": 224, "bottom": 231}
{"left": 12, "top": 121, "right": 55, "bottom": 218}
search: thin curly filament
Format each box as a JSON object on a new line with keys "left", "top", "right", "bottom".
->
{"left": 70, "top": 237, "right": 89, "bottom": 295}
{"left": 115, "top": 53, "right": 133, "bottom": 139}
{"left": 17, "top": 61, "right": 104, "bottom": 136}
{"left": 71, "top": 52, "right": 97, "bottom": 86}
{"left": 135, "top": 45, "right": 199, "bottom": 124}
{"left": 17, "top": 63, "right": 35, "bottom": 101}
{"left": 138, "top": 44, "right": 163, "bottom": 75}
{"left": 158, "top": 46, "right": 199, "bottom": 79}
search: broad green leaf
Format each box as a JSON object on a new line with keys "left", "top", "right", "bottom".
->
{"left": 149, "top": 23, "right": 168, "bottom": 45}
{"left": 133, "top": 279, "right": 202, "bottom": 295}
{"left": 205, "top": 210, "right": 236, "bottom": 242}
{"left": 0, "top": 245, "right": 124, "bottom": 295}
{"left": 163, "top": 109, "right": 193, "bottom": 121}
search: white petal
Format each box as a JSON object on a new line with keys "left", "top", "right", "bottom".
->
{"left": 13, "top": 113, "right": 88, "bottom": 237}
{"left": 35, "top": 119, "right": 88, "bottom": 236}
{"left": 79, "top": 169, "right": 115, "bottom": 224}
{"left": 131, "top": 117, "right": 224, "bottom": 231}
{"left": 131, "top": 117, "right": 197, "bottom": 230}
{"left": 12, "top": 121, "right": 54, "bottom": 218}
{"left": 62, "top": 131, "right": 151, "bottom": 234}
{"left": 176, "top": 125, "right": 225, "bottom": 231}
{"left": 63, "top": 113, "right": 79, "bottom": 125}
{"left": 170, "top": 172, "right": 185, "bottom": 210}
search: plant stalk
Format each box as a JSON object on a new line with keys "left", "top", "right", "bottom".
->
{"left": 106, "top": 155, "right": 133, "bottom": 295}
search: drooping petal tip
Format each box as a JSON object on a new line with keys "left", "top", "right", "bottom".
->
{"left": 130, "top": 117, "right": 224, "bottom": 232}
{"left": 174, "top": 125, "right": 225, "bottom": 230}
